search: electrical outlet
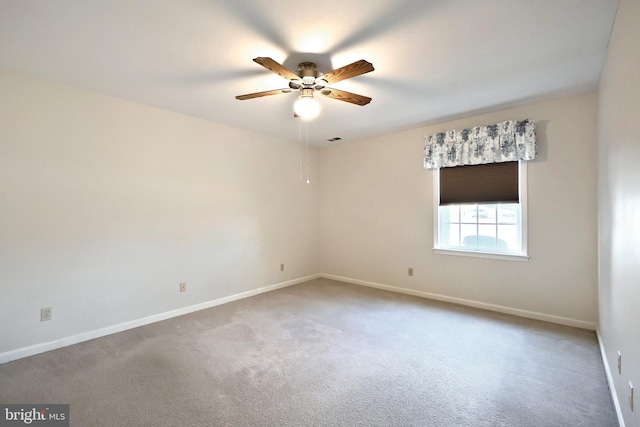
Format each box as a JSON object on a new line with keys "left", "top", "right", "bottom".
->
{"left": 408, "top": 267, "right": 413, "bottom": 277}
{"left": 630, "top": 382, "right": 634, "bottom": 412}
{"left": 40, "top": 307, "right": 52, "bottom": 322}
{"left": 280, "top": 264, "right": 284, "bottom": 272}
{"left": 617, "top": 351, "right": 622, "bottom": 374}
{"left": 179, "top": 282, "right": 186, "bottom": 293}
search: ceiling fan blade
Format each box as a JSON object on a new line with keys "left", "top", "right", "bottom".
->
{"left": 321, "top": 88, "right": 371, "bottom": 106}
{"left": 322, "top": 60, "right": 374, "bottom": 85}
{"left": 235, "top": 88, "right": 291, "bottom": 100}
{"left": 253, "top": 57, "right": 299, "bottom": 81}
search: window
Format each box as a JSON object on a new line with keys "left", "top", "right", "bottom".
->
{"left": 433, "top": 161, "right": 528, "bottom": 260}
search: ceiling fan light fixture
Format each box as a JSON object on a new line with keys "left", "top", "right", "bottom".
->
{"left": 293, "top": 93, "right": 320, "bottom": 120}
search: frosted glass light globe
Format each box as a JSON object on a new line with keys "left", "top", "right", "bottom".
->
{"left": 293, "top": 96, "right": 320, "bottom": 120}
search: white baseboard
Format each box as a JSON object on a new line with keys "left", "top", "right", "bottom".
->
{"left": 1, "top": 272, "right": 597, "bottom": 365}
{"left": 320, "top": 274, "right": 597, "bottom": 330}
{"left": 0, "top": 274, "right": 320, "bottom": 365}
{"left": 596, "top": 327, "right": 626, "bottom": 427}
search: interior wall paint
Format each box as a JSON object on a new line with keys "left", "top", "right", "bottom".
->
{"left": 0, "top": 69, "right": 320, "bottom": 355}
{"left": 597, "top": 0, "right": 640, "bottom": 424}
{"left": 319, "top": 92, "right": 599, "bottom": 324}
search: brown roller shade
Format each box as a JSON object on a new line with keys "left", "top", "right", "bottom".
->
{"left": 439, "top": 161, "right": 519, "bottom": 205}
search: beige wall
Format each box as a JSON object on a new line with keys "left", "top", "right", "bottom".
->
{"left": 319, "top": 92, "right": 599, "bottom": 326}
{"left": 0, "top": 70, "right": 320, "bottom": 356}
{"left": 0, "top": 66, "right": 608, "bottom": 365}
{"left": 598, "top": 0, "right": 640, "bottom": 424}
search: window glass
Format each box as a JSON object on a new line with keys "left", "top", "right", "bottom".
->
{"left": 438, "top": 203, "right": 521, "bottom": 254}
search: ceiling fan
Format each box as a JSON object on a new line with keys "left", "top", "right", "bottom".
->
{"left": 236, "top": 57, "right": 374, "bottom": 119}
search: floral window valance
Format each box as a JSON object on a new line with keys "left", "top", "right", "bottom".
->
{"left": 423, "top": 119, "right": 536, "bottom": 169}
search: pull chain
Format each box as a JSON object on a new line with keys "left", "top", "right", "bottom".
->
{"left": 306, "top": 120, "right": 310, "bottom": 184}
{"left": 299, "top": 118, "right": 303, "bottom": 182}
{"left": 298, "top": 119, "right": 311, "bottom": 184}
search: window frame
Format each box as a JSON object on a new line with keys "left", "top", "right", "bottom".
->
{"left": 432, "top": 161, "right": 529, "bottom": 261}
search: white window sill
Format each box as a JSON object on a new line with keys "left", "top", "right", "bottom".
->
{"left": 432, "top": 248, "right": 529, "bottom": 262}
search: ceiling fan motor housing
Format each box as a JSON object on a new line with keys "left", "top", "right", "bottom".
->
{"left": 294, "top": 62, "right": 328, "bottom": 91}
{"left": 298, "top": 62, "right": 320, "bottom": 77}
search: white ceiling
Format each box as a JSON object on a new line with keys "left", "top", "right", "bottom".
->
{"left": 0, "top": 0, "right": 618, "bottom": 146}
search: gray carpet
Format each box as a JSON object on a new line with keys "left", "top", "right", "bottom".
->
{"left": 0, "top": 278, "right": 617, "bottom": 426}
